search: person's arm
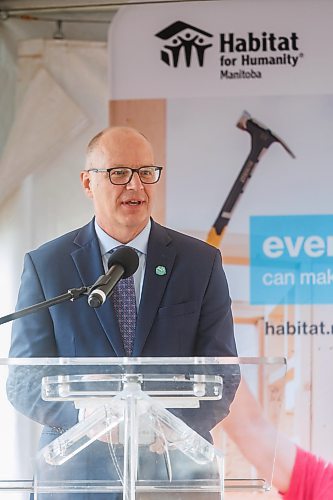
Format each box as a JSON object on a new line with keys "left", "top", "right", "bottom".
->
{"left": 195, "top": 249, "right": 237, "bottom": 358}
{"left": 211, "top": 378, "right": 297, "bottom": 494}
{"left": 7, "top": 253, "right": 78, "bottom": 429}
{"left": 178, "top": 249, "right": 240, "bottom": 437}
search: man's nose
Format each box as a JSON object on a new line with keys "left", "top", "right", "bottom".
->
{"left": 127, "top": 170, "right": 143, "bottom": 189}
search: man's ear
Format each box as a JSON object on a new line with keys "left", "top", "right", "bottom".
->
{"left": 80, "top": 171, "right": 93, "bottom": 199}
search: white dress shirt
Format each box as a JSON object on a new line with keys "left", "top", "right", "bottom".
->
{"left": 94, "top": 219, "right": 151, "bottom": 308}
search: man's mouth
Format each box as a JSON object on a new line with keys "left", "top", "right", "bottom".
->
{"left": 122, "top": 200, "right": 143, "bottom": 206}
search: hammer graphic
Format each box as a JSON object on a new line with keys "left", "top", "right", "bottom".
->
{"left": 206, "top": 111, "right": 295, "bottom": 248}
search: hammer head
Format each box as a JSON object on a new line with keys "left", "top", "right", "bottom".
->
{"left": 237, "top": 110, "right": 295, "bottom": 159}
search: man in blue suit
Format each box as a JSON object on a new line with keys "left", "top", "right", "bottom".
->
{"left": 8, "top": 126, "right": 238, "bottom": 497}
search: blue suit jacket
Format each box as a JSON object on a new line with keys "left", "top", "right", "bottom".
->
{"left": 8, "top": 219, "right": 238, "bottom": 433}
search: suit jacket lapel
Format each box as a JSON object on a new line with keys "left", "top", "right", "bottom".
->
{"left": 133, "top": 221, "right": 176, "bottom": 356}
{"left": 71, "top": 220, "right": 126, "bottom": 356}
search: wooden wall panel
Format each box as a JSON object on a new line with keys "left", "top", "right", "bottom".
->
{"left": 109, "top": 99, "right": 166, "bottom": 225}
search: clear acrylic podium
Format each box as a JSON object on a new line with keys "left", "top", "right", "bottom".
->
{"left": 1, "top": 357, "right": 286, "bottom": 499}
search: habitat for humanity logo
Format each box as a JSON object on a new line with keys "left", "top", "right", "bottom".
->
{"left": 155, "top": 21, "right": 302, "bottom": 80}
{"left": 155, "top": 21, "right": 213, "bottom": 68}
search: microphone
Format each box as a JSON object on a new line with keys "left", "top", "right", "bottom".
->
{"left": 88, "top": 247, "right": 139, "bottom": 308}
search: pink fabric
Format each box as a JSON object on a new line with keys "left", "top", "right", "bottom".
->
{"left": 281, "top": 447, "right": 333, "bottom": 499}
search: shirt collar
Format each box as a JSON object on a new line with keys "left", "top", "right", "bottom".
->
{"left": 94, "top": 218, "right": 151, "bottom": 256}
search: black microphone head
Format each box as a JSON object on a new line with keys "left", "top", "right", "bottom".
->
{"left": 107, "top": 246, "right": 139, "bottom": 278}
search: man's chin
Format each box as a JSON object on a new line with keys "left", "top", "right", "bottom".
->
{"left": 122, "top": 215, "right": 150, "bottom": 232}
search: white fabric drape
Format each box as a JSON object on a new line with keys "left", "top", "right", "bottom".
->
{"left": 0, "top": 39, "right": 107, "bottom": 498}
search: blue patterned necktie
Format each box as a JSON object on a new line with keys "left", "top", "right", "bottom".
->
{"left": 110, "top": 248, "right": 137, "bottom": 356}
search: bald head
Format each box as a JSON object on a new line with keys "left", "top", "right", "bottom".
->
{"left": 85, "top": 126, "right": 154, "bottom": 170}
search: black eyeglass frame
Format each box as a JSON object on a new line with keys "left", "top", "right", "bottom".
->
{"left": 86, "top": 166, "right": 163, "bottom": 185}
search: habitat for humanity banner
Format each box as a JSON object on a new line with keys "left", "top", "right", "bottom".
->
{"left": 108, "top": 0, "right": 333, "bottom": 462}
{"left": 109, "top": 1, "right": 332, "bottom": 99}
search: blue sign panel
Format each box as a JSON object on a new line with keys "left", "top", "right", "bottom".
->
{"left": 250, "top": 215, "right": 333, "bottom": 304}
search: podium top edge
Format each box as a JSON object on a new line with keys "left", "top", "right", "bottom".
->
{"left": 2, "top": 356, "right": 287, "bottom": 366}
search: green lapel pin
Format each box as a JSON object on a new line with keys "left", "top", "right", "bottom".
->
{"left": 155, "top": 265, "right": 167, "bottom": 276}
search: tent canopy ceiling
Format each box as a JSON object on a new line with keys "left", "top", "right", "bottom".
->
{"left": 0, "top": 0, "right": 126, "bottom": 22}
{"left": 0, "top": 0, "right": 196, "bottom": 21}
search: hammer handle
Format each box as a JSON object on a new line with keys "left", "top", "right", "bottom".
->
{"left": 206, "top": 156, "right": 258, "bottom": 248}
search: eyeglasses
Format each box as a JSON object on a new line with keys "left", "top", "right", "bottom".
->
{"left": 87, "top": 166, "right": 163, "bottom": 185}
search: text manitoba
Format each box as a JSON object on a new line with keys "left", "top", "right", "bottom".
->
{"left": 220, "top": 69, "right": 262, "bottom": 80}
